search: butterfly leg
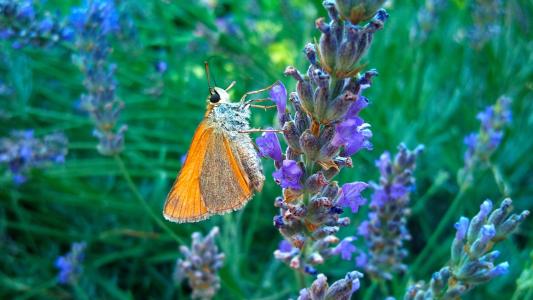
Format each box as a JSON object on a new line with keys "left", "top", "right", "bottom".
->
{"left": 239, "top": 82, "right": 278, "bottom": 103}
{"left": 238, "top": 128, "right": 283, "bottom": 134}
{"left": 249, "top": 104, "right": 277, "bottom": 110}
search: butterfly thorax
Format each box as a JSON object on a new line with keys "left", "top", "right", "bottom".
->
{"left": 206, "top": 102, "right": 251, "bottom": 133}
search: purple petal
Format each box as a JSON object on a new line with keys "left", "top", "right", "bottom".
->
{"left": 256, "top": 130, "right": 283, "bottom": 162}
{"left": 270, "top": 81, "right": 287, "bottom": 122}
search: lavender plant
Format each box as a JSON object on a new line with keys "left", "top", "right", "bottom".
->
{"left": 54, "top": 242, "right": 87, "bottom": 285}
{"left": 357, "top": 144, "right": 424, "bottom": 280}
{"left": 174, "top": 227, "right": 224, "bottom": 300}
{"left": 0, "top": 0, "right": 73, "bottom": 48}
{"left": 259, "top": 0, "right": 387, "bottom": 276}
{"left": 405, "top": 198, "right": 529, "bottom": 299}
{"left": 0, "top": 130, "right": 67, "bottom": 184}
{"left": 71, "top": 0, "right": 126, "bottom": 156}
{"left": 411, "top": 95, "right": 513, "bottom": 281}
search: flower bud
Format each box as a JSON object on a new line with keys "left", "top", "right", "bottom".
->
{"left": 283, "top": 121, "right": 302, "bottom": 154}
{"left": 306, "top": 172, "right": 328, "bottom": 194}
{"left": 336, "top": 0, "right": 386, "bottom": 24}
{"left": 316, "top": 17, "right": 338, "bottom": 74}
{"left": 300, "top": 129, "right": 320, "bottom": 161}
{"left": 309, "top": 274, "right": 329, "bottom": 300}
{"left": 322, "top": 90, "right": 358, "bottom": 123}
{"left": 286, "top": 67, "right": 315, "bottom": 115}
{"left": 336, "top": 0, "right": 385, "bottom": 24}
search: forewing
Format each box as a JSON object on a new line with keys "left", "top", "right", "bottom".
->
{"left": 163, "top": 122, "right": 213, "bottom": 223}
{"left": 200, "top": 131, "right": 254, "bottom": 214}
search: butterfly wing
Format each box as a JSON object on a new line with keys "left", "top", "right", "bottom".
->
{"left": 200, "top": 130, "right": 254, "bottom": 214}
{"left": 163, "top": 121, "right": 213, "bottom": 223}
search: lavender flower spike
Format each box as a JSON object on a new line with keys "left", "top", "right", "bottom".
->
{"left": 358, "top": 143, "right": 424, "bottom": 280}
{"left": 71, "top": 0, "right": 127, "bottom": 156}
{"left": 461, "top": 96, "right": 511, "bottom": 182}
{"left": 297, "top": 271, "right": 363, "bottom": 300}
{"left": 262, "top": 1, "right": 388, "bottom": 275}
{"left": 55, "top": 242, "right": 87, "bottom": 285}
{"left": 405, "top": 198, "right": 529, "bottom": 299}
{"left": 174, "top": 227, "right": 224, "bottom": 300}
{"left": 0, "top": 130, "right": 68, "bottom": 185}
{"left": 0, "top": 0, "right": 73, "bottom": 48}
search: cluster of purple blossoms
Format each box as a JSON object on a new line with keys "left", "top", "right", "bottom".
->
{"left": 357, "top": 144, "right": 424, "bottom": 280}
{"left": 461, "top": 96, "right": 511, "bottom": 183}
{"left": 409, "top": 0, "right": 448, "bottom": 42}
{"left": 174, "top": 227, "right": 224, "bottom": 300}
{"left": 259, "top": 0, "right": 387, "bottom": 278}
{"left": 468, "top": 0, "right": 503, "bottom": 49}
{"left": 0, "top": 0, "right": 73, "bottom": 48}
{"left": 406, "top": 198, "right": 529, "bottom": 299}
{"left": 297, "top": 271, "right": 363, "bottom": 300}
{"left": 70, "top": 0, "right": 127, "bottom": 156}
{"left": 0, "top": 130, "right": 68, "bottom": 184}
{"left": 55, "top": 242, "right": 87, "bottom": 285}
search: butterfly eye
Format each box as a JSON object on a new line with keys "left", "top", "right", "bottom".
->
{"left": 209, "top": 91, "right": 221, "bottom": 103}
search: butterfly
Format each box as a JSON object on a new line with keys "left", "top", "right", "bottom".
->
{"left": 163, "top": 63, "right": 278, "bottom": 223}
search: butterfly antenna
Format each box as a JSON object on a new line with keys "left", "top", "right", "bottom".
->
{"left": 204, "top": 61, "right": 213, "bottom": 94}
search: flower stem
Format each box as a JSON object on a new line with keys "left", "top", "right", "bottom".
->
{"left": 488, "top": 161, "right": 510, "bottom": 197}
{"left": 114, "top": 155, "right": 184, "bottom": 244}
{"left": 409, "top": 182, "right": 469, "bottom": 275}
{"left": 295, "top": 269, "right": 306, "bottom": 289}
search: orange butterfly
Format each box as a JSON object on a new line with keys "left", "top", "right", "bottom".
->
{"left": 163, "top": 63, "right": 277, "bottom": 223}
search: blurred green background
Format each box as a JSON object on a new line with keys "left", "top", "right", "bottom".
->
{"left": 1, "top": 0, "right": 532, "bottom": 299}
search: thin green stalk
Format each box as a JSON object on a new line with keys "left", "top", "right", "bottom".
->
{"left": 363, "top": 282, "right": 378, "bottom": 300}
{"left": 409, "top": 182, "right": 469, "bottom": 275}
{"left": 379, "top": 280, "right": 389, "bottom": 297}
{"left": 295, "top": 269, "right": 306, "bottom": 290}
{"left": 489, "top": 161, "right": 510, "bottom": 197}
{"left": 114, "top": 155, "right": 184, "bottom": 244}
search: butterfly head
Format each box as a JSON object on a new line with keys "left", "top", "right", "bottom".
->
{"left": 209, "top": 87, "right": 230, "bottom": 104}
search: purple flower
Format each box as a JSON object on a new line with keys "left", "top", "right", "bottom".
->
{"left": 464, "top": 133, "right": 478, "bottom": 149}
{"left": 462, "top": 96, "right": 512, "bottom": 171}
{"left": 479, "top": 224, "right": 496, "bottom": 244}
{"left": 488, "top": 262, "right": 509, "bottom": 278}
{"left": 345, "top": 96, "right": 369, "bottom": 119}
{"left": 278, "top": 240, "right": 293, "bottom": 253}
{"left": 334, "top": 237, "right": 357, "bottom": 260}
{"left": 357, "top": 221, "right": 371, "bottom": 238}
{"left": 0, "top": 131, "right": 68, "bottom": 185}
{"left": 272, "top": 160, "right": 303, "bottom": 190}
{"left": 176, "top": 227, "right": 224, "bottom": 299}
{"left": 337, "top": 182, "right": 368, "bottom": 213}
{"left": 256, "top": 131, "right": 283, "bottom": 162}
{"left": 331, "top": 118, "right": 372, "bottom": 157}
{"left": 55, "top": 242, "right": 87, "bottom": 285}
{"left": 454, "top": 217, "right": 469, "bottom": 240}
{"left": 72, "top": 0, "right": 127, "bottom": 155}
{"left": 356, "top": 252, "right": 368, "bottom": 268}
{"left": 155, "top": 60, "right": 168, "bottom": 73}
{"left": 390, "top": 183, "right": 409, "bottom": 199}
{"left": 270, "top": 81, "right": 287, "bottom": 122}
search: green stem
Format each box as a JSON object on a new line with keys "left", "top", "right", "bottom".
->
{"left": 363, "top": 282, "right": 378, "bottom": 300}
{"left": 409, "top": 182, "right": 469, "bottom": 275}
{"left": 378, "top": 280, "right": 389, "bottom": 297}
{"left": 488, "top": 161, "right": 510, "bottom": 197}
{"left": 114, "top": 155, "right": 184, "bottom": 244}
{"left": 295, "top": 269, "right": 306, "bottom": 290}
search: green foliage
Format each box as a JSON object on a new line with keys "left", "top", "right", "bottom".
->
{"left": 1, "top": 0, "right": 531, "bottom": 299}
